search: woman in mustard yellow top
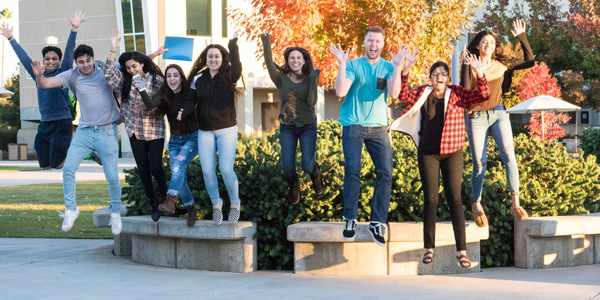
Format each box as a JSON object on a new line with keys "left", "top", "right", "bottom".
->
{"left": 460, "top": 19, "right": 534, "bottom": 227}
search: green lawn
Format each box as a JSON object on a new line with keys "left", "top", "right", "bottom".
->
{"left": 0, "top": 166, "right": 44, "bottom": 172}
{"left": 0, "top": 180, "right": 128, "bottom": 239}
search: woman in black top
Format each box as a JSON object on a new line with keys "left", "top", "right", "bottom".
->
{"left": 141, "top": 64, "right": 199, "bottom": 226}
{"left": 181, "top": 34, "right": 243, "bottom": 225}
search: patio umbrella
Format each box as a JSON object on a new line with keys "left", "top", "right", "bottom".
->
{"left": 507, "top": 95, "right": 581, "bottom": 150}
{"left": 0, "top": 87, "right": 13, "bottom": 98}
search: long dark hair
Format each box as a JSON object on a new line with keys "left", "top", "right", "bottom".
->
{"left": 187, "top": 44, "right": 241, "bottom": 95}
{"left": 158, "top": 64, "right": 188, "bottom": 113}
{"left": 466, "top": 30, "right": 510, "bottom": 65}
{"left": 118, "top": 51, "right": 163, "bottom": 102}
{"left": 276, "top": 47, "right": 314, "bottom": 76}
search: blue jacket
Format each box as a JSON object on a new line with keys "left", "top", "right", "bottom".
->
{"left": 10, "top": 30, "right": 77, "bottom": 122}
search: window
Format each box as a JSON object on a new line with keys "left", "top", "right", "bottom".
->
{"left": 187, "top": 0, "right": 211, "bottom": 36}
{"left": 222, "top": 0, "right": 228, "bottom": 37}
{"left": 568, "top": 111, "right": 577, "bottom": 124}
{"left": 121, "top": 0, "right": 146, "bottom": 53}
{"left": 581, "top": 111, "right": 590, "bottom": 125}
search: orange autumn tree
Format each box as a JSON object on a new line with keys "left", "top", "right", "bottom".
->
{"left": 516, "top": 62, "right": 570, "bottom": 140}
{"left": 230, "top": 0, "right": 481, "bottom": 89}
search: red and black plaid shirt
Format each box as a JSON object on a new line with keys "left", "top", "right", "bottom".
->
{"left": 397, "top": 74, "right": 489, "bottom": 154}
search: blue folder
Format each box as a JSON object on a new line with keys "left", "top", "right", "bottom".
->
{"left": 162, "top": 36, "right": 194, "bottom": 61}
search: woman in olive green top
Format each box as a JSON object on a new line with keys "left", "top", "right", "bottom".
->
{"left": 261, "top": 32, "right": 322, "bottom": 205}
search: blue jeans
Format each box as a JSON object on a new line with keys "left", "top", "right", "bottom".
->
{"left": 279, "top": 121, "right": 319, "bottom": 181}
{"left": 466, "top": 107, "right": 520, "bottom": 203}
{"left": 63, "top": 124, "right": 121, "bottom": 213}
{"left": 342, "top": 125, "right": 392, "bottom": 223}
{"left": 198, "top": 126, "right": 240, "bottom": 205}
{"left": 168, "top": 132, "right": 198, "bottom": 207}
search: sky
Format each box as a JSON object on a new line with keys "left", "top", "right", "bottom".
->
{"left": 1, "top": 0, "right": 19, "bottom": 85}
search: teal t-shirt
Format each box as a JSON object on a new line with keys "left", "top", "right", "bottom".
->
{"left": 339, "top": 56, "right": 394, "bottom": 127}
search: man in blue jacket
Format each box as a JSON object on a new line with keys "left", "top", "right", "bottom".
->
{"left": 0, "top": 11, "right": 97, "bottom": 169}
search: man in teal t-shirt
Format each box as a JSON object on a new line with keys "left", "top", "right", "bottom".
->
{"left": 330, "top": 26, "right": 404, "bottom": 246}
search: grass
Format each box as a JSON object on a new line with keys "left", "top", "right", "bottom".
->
{"left": 0, "top": 180, "right": 128, "bottom": 239}
{"left": 0, "top": 166, "right": 44, "bottom": 172}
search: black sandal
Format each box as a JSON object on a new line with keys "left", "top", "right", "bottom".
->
{"left": 456, "top": 254, "right": 471, "bottom": 268}
{"left": 422, "top": 250, "right": 434, "bottom": 264}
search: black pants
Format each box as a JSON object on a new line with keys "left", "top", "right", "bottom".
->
{"left": 130, "top": 135, "right": 168, "bottom": 200}
{"left": 418, "top": 149, "right": 466, "bottom": 251}
{"left": 35, "top": 119, "right": 73, "bottom": 168}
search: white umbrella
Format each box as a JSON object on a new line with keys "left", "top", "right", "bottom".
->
{"left": 507, "top": 95, "right": 581, "bottom": 150}
{"left": 0, "top": 87, "right": 13, "bottom": 98}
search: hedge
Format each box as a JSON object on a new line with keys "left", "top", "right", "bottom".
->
{"left": 123, "top": 120, "right": 600, "bottom": 269}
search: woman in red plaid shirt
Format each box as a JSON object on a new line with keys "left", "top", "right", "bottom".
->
{"left": 390, "top": 48, "right": 489, "bottom": 268}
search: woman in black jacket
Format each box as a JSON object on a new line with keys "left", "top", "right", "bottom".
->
{"left": 182, "top": 34, "right": 242, "bottom": 225}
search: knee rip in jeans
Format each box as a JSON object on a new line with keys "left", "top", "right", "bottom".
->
{"left": 475, "top": 162, "right": 487, "bottom": 169}
{"left": 176, "top": 155, "right": 185, "bottom": 161}
{"left": 173, "top": 166, "right": 180, "bottom": 173}
{"left": 503, "top": 147, "right": 514, "bottom": 153}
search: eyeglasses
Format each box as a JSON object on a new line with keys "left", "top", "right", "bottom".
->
{"left": 431, "top": 72, "right": 449, "bottom": 78}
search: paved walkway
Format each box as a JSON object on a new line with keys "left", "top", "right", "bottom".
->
{"left": 0, "top": 158, "right": 136, "bottom": 186}
{"left": 0, "top": 238, "right": 598, "bottom": 300}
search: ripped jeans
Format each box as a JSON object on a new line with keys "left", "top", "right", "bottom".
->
{"left": 167, "top": 132, "right": 198, "bottom": 207}
{"left": 466, "top": 106, "right": 519, "bottom": 203}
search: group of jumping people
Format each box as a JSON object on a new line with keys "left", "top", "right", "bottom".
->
{"left": 1, "top": 11, "right": 534, "bottom": 268}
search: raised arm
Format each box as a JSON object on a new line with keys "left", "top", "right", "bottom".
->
{"left": 388, "top": 45, "right": 413, "bottom": 98}
{"left": 2, "top": 23, "right": 36, "bottom": 79}
{"left": 260, "top": 32, "right": 282, "bottom": 88}
{"left": 147, "top": 46, "right": 168, "bottom": 61}
{"left": 455, "top": 55, "right": 490, "bottom": 107}
{"left": 509, "top": 19, "right": 535, "bottom": 70}
{"left": 61, "top": 11, "right": 85, "bottom": 71}
{"left": 329, "top": 44, "right": 354, "bottom": 97}
{"left": 31, "top": 61, "right": 63, "bottom": 88}
{"left": 104, "top": 30, "right": 124, "bottom": 91}
{"left": 229, "top": 33, "right": 242, "bottom": 83}
{"left": 397, "top": 50, "right": 422, "bottom": 104}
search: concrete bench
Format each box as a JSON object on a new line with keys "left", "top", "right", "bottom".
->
{"left": 122, "top": 216, "right": 257, "bottom": 273}
{"left": 287, "top": 221, "right": 488, "bottom": 276}
{"left": 515, "top": 213, "right": 600, "bottom": 269}
{"left": 92, "top": 205, "right": 131, "bottom": 256}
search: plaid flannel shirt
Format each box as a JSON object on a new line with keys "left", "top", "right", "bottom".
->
{"left": 398, "top": 74, "right": 489, "bottom": 154}
{"left": 104, "top": 60, "right": 166, "bottom": 141}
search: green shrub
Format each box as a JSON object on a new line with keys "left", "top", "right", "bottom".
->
{"left": 123, "top": 121, "right": 600, "bottom": 269}
{"left": 580, "top": 127, "right": 600, "bottom": 163}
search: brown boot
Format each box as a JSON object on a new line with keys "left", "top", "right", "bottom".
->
{"left": 186, "top": 204, "right": 197, "bottom": 226}
{"left": 158, "top": 194, "right": 176, "bottom": 214}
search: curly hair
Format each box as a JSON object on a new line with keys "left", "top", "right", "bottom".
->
{"left": 117, "top": 51, "right": 164, "bottom": 102}
{"left": 187, "top": 44, "right": 241, "bottom": 95}
{"left": 275, "top": 47, "right": 314, "bottom": 77}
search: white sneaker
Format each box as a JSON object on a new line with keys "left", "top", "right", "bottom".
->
{"left": 59, "top": 209, "right": 80, "bottom": 232}
{"left": 109, "top": 213, "right": 122, "bottom": 235}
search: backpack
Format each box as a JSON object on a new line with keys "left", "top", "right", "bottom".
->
{"left": 68, "top": 60, "right": 120, "bottom": 117}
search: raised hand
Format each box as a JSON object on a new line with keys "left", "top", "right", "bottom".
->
{"left": 155, "top": 46, "right": 168, "bottom": 56}
{"left": 1, "top": 23, "right": 13, "bottom": 39}
{"left": 329, "top": 44, "right": 353, "bottom": 63}
{"left": 68, "top": 10, "right": 86, "bottom": 31}
{"left": 460, "top": 44, "right": 471, "bottom": 64}
{"left": 110, "top": 29, "right": 121, "bottom": 50}
{"left": 262, "top": 31, "right": 269, "bottom": 38}
{"left": 511, "top": 19, "right": 526, "bottom": 37}
{"left": 391, "top": 45, "right": 411, "bottom": 66}
{"left": 464, "top": 53, "right": 482, "bottom": 69}
{"left": 233, "top": 32, "right": 239, "bottom": 39}
{"left": 31, "top": 61, "right": 45, "bottom": 77}
{"left": 403, "top": 49, "right": 420, "bottom": 71}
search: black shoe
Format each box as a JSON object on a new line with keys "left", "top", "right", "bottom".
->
{"left": 150, "top": 198, "right": 160, "bottom": 222}
{"left": 310, "top": 168, "right": 323, "bottom": 196}
{"left": 286, "top": 177, "right": 300, "bottom": 205}
{"left": 89, "top": 151, "right": 103, "bottom": 166}
{"left": 342, "top": 219, "right": 357, "bottom": 241}
{"left": 368, "top": 222, "right": 386, "bottom": 246}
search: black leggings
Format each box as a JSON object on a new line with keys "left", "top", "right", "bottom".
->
{"left": 130, "top": 135, "right": 168, "bottom": 201}
{"left": 418, "top": 149, "right": 466, "bottom": 251}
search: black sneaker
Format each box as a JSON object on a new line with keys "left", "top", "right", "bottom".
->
{"left": 342, "top": 219, "right": 357, "bottom": 241}
{"left": 368, "top": 222, "right": 386, "bottom": 246}
{"left": 89, "top": 151, "right": 103, "bottom": 166}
